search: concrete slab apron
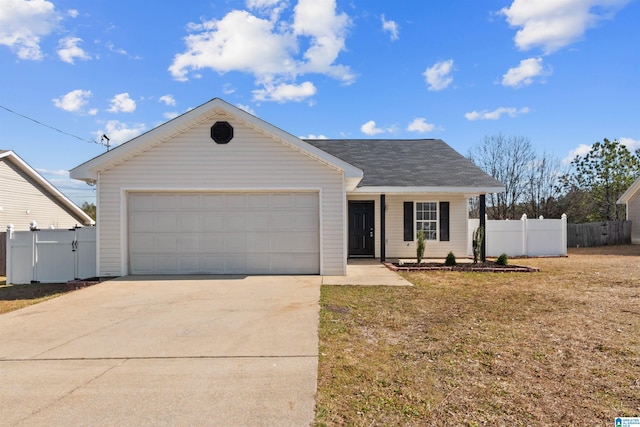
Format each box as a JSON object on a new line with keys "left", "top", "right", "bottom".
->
{"left": 0, "top": 275, "right": 321, "bottom": 427}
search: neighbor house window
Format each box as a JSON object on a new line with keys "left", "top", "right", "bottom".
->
{"left": 416, "top": 202, "right": 437, "bottom": 240}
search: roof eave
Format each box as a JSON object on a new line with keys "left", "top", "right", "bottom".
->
{"left": 69, "top": 98, "right": 364, "bottom": 187}
{"left": 1, "top": 151, "right": 95, "bottom": 225}
{"left": 617, "top": 176, "right": 640, "bottom": 204}
{"left": 350, "top": 185, "right": 506, "bottom": 195}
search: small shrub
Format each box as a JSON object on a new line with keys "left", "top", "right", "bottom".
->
{"left": 416, "top": 229, "right": 425, "bottom": 264}
{"left": 496, "top": 253, "right": 509, "bottom": 266}
{"left": 445, "top": 251, "right": 456, "bottom": 266}
{"left": 472, "top": 226, "right": 484, "bottom": 264}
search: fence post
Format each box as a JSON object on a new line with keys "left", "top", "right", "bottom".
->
{"left": 521, "top": 214, "right": 528, "bottom": 256}
{"left": 561, "top": 214, "right": 567, "bottom": 255}
{"left": 6, "top": 224, "right": 13, "bottom": 284}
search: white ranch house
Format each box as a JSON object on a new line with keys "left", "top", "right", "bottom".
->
{"left": 618, "top": 176, "right": 640, "bottom": 244}
{"left": 70, "top": 98, "right": 503, "bottom": 276}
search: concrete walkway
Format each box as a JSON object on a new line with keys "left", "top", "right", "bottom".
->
{"left": 0, "top": 276, "right": 321, "bottom": 427}
{"left": 322, "top": 259, "right": 413, "bottom": 286}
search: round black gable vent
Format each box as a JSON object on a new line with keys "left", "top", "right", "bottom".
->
{"left": 211, "top": 121, "right": 234, "bottom": 144}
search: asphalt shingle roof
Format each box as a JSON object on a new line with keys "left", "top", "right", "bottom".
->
{"left": 304, "top": 139, "right": 503, "bottom": 188}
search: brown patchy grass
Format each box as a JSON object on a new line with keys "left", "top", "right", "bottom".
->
{"left": 0, "top": 281, "right": 73, "bottom": 314}
{"left": 316, "top": 245, "right": 640, "bottom": 426}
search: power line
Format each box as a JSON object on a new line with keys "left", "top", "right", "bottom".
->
{"left": 0, "top": 104, "right": 108, "bottom": 148}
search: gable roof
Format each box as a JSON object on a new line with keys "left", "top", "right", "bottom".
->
{"left": 617, "top": 175, "right": 640, "bottom": 204}
{"left": 304, "top": 139, "right": 504, "bottom": 194}
{"left": 0, "top": 150, "right": 95, "bottom": 225}
{"left": 70, "top": 98, "right": 363, "bottom": 190}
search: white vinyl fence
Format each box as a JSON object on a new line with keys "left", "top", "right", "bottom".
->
{"left": 468, "top": 214, "right": 567, "bottom": 258}
{"left": 6, "top": 226, "right": 96, "bottom": 285}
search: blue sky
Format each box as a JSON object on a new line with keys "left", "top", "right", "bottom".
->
{"left": 1, "top": 0, "right": 639, "bottom": 205}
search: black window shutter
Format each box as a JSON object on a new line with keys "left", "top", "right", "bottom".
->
{"left": 439, "top": 201, "right": 450, "bottom": 241}
{"left": 403, "top": 202, "right": 414, "bottom": 241}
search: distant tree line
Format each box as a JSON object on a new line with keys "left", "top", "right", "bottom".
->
{"left": 468, "top": 135, "right": 640, "bottom": 223}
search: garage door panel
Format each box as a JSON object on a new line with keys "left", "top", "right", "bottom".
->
{"left": 225, "top": 195, "right": 247, "bottom": 209}
{"left": 129, "top": 192, "right": 319, "bottom": 275}
{"left": 202, "top": 216, "right": 223, "bottom": 232}
{"left": 202, "top": 194, "right": 224, "bottom": 209}
{"left": 179, "top": 194, "right": 201, "bottom": 209}
{"left": 131, "top": 214, "right": 154, "bottom": 232}
{"left": 178, "top": 213, "right": 201, "bottom": 232}
{"left": 224, "top": 214, "right": 247, "bottom": 232}
{"left": 202, "top": 238, "right": 224, "bottom": 252}
{"left": 156, "top": 194, "right": 178, "bottom": 209}
{"left": 269, "top": 233, "right": 294, "bottom": 252}
{"left": 177, "top": 235, "right": 200, "bottom": 252}
{"left": 295, "top": 193, "right": 318, "bottom": 208}
{"left": 156, "top": 213, "right": 177, "bottom": 230}
{"left": 248, "top": 194, "right": 270, "bottom": 208}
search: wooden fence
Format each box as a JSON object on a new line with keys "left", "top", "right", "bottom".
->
{"left": 567, "top": 221, "right": 631, "bottom": 247}
{"left": 0, "top": 232, "right": 5, "bottom": 277}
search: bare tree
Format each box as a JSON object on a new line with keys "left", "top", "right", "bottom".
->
{"left": 468, "top": 134, "right": 536, "bottom": 219}
{"left": 526, "top": 151, "right": 563, "bottom": 218}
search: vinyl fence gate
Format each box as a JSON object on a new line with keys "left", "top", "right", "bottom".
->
{"left": 6, "top": 227, "right": 96, "bottom": 285}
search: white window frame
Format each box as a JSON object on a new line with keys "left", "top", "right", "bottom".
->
{"left": 416, "top": 201, "right": 438, "bottom": 241}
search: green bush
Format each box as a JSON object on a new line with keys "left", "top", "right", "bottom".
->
{"left": 444, "top": 251, "right": 456, "bottom": 266}
{"left": 496, "top": 253, "right": 508, "bottom": 266}
{"left": 416, "top": 229, "right": 425, "bottom": 264}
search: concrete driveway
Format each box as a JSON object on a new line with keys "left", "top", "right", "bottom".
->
{"left": 0, "top": 275, "right": 321, "bottom": 426}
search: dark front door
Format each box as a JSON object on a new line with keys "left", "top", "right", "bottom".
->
{"left": 349, "top": 201, "right": 375, "bottom": 257}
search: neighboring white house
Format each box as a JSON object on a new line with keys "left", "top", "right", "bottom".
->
{"left": 70, "top": 98, "right": 503, "bottom": 277}
{"left": 617, "top": 176, "right": 640, "bottom": 244}
{"left": 0, "top": 150, "right": 94, "bottom": 230}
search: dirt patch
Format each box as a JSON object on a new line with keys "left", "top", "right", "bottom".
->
{"left": 316, "top": 245, "right": 640, "bottom": 426}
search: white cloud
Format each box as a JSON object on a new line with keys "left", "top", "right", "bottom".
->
{"left": 163, "top": 112, "right": 179, "bottom": 120}
{"left": 407, "top": 118, "right": 436, "bottom": 133}
{"left": 292, "top": 0, "right": 353, "bottom": 81}
{"left": 253, "top": 81, "right": 316, "bottom": 102}
{"left": 620, "top": 137, "right": 640, "bottom": 151}
{"left": 236, "top": 103, "right": 255, "bottom": 115}
{"left": 0, "top": 0, "right": 61, "bottom": 60}
{"left": 381, "top": 14, "right": 399, "bottom": 41}
{"left": 300, "top": 134, "right": 328, "bottom": 139}
{"left": 36, "top": 168, "right": 68, "bottom": 176}
{"left": 502, "top": 57, "right": 550, "bottom": 88}
{"left": 169, "top": 0, "right": 353, "bottom": 101}
{"left": 95, "top": 120, "right": 146, "bottom": 146}
{"left": 563, "top": 143, "right": 592, "bottom": 164}
{"left": 52, "top": 89, "right": 92, "bottom": 113}
{"left": 67, "top": 9, "right": 78, "bottom": 18}
{"left": 159, "top": 94, "right": 176, "bottom": 106}
{"left": 361, "top": 120, "right": 385, "bottom": 136}
{"left": 108, "top": 93, "right": 136, "bottom": 113}
{"left": 499, "top": 0, "right": 630, "bottom": 54}
{"left": 169, "top": 10, "right": 297, "bottom": 82}
{"left": 57, "top": 36, "right": 91, "bottom": 64}
{"left": 423, "top": 59, "right": 454, "bottom": 91}
{"left": 465, "top": 107, "right": 530, "bottom": 121}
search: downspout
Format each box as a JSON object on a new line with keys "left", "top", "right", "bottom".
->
{"left": 380, "top": 194, "right": 386, "bottom": 262}
{"left": 480, "top": 194, "right": 486, "bottom": 262}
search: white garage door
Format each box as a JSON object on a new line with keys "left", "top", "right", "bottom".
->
{"left": 128, "top": 192, "right": 320, "bottom": 275}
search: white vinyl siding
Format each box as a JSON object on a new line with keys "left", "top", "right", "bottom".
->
{"left": 97, "top": 113, "right": 345, "bottom": 276}
{"left": 346, "top": 194, "right": 469, "bottom": 259}
{"left": 630, "top": 191, "right": 640, "bottom": 244}
{"left": 0, "top": 160, "right": 87, "bottom": 230}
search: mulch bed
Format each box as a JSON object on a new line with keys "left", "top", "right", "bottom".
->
{"left": 384, "top": 261, "right": 539, "bottom": 273}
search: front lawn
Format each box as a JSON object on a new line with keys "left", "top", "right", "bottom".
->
{"left": 0, "top": 281, "right": 75, "bottom": 314}
{"left": 316, "top": 245, "right": 640, "bottom": 425}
